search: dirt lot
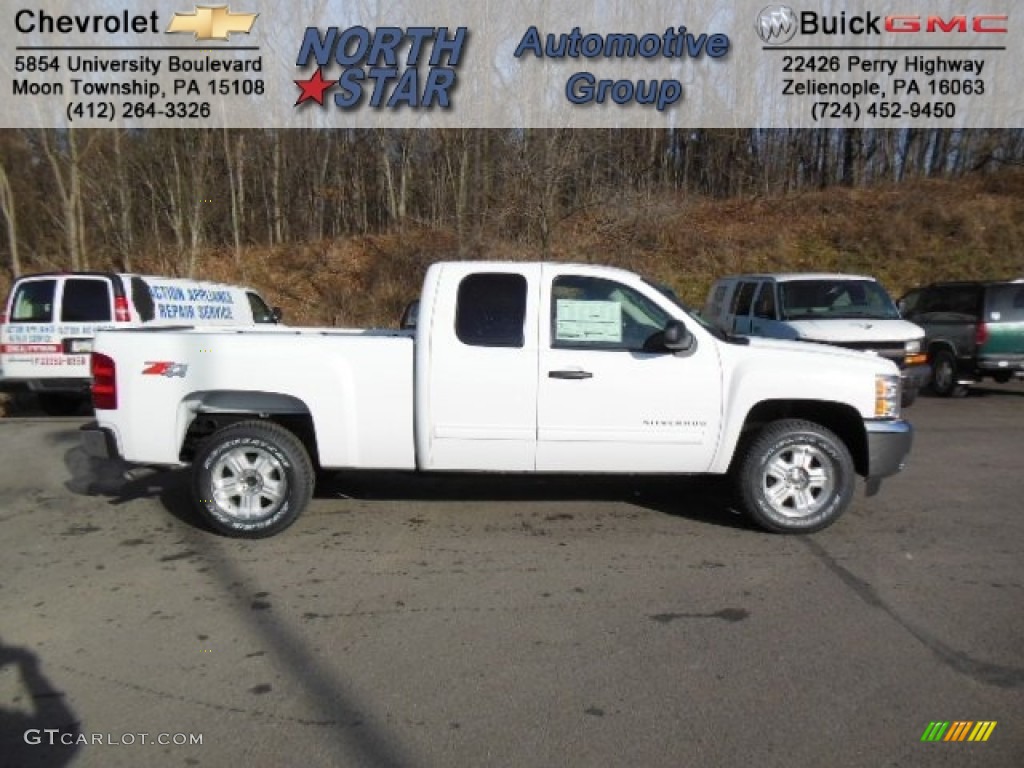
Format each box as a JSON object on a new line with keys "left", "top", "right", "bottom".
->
{"left": 1, "top": 386, "right": 1022, "bottom": 767}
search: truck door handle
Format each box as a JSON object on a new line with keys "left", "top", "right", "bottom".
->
{"left": 548, "top": 369, "right": 593, "bottom": 380}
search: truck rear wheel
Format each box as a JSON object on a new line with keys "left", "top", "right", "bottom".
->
{"left": 736, "top": 419, "right": 855, "bottom": 533}
{"left": 193, "top": 420, "right": 314, "bottom": 538}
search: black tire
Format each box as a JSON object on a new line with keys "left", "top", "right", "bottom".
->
{"left": 37, "top": 393, "right": 84, "bottom": 417}
{"left": 901, "top": 388, "right": 917, "bottom": 408}
{"left": 930, "top": 349, "right": 967, "bottom": 397}
{"left": 192, "top": 420, "right": 314, "bottom": 538}
{"left": 735, "top": 419, "right": 855, "bottom": 534}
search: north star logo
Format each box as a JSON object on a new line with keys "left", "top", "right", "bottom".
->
{"left": 756, "top": 5, "right": 798, "bottom": 45}
{"left": 294, "top": 67, "right": 333, "bottom": 106}
{"left": 167, "top": 5, "right": 258, "bottom": 41}
{"left": 293, "top": 26, "right": 467, "bottom": 110}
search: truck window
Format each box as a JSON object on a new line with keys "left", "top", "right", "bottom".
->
{"left": 455, "top": 273, "right": 527, "bottom": 348}
{"left": 247, "top": 291, "right": 277, "bottom": 324}
{"left": 919, "top": 285, "right": 979, "bottom": 318}
{"left": 705, "top": 283, "right": 728, "bottom": 322}
{"left": 986, "top": 284, "right": 1024, "bottom": 322}
{"left": 9, "top": 279, "right": 56, "bottom": 323}
{"left": 131, "top": 277, "right": 156, "bottom": 322}
{"left": 731, "top": 282, "right": 757, "bottom": 318}
{"left": 61, "top": 278, "right": 112, "bottom": 322}
{"left": 898, "top": 288, "right": 921, "bottom": 317}
{"left": 753, "top": 283, "right": 777, "bottom": 320}
{"left": 551, "top": 275, "right": 668, "bottom": 352}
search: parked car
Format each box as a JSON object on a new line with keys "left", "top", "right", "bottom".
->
{"left": 899, "top": 279, "right": 1024, "bottom": 396}
{"left": 703, "top": 273, "right": 930, "bottom": 406}
{"left": 82, "top": 261, "right": 912, "bottom": 538}
{"left": 1, "top": 272, "right": 281, "bottom": 415}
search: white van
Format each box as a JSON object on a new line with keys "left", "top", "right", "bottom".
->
{"left": 703, "top": 273, "right": 930, "bottom": 406}
{"left": 1, "top": 272, "right": 281, "bottom": 414}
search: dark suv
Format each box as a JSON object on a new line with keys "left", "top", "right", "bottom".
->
{"left": 900, "top": 280, "right": 1024, "bottom": 396}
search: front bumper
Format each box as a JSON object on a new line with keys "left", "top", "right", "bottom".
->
{"left": 865, "top": 419, "right": 913, "bottom": 480}
{"left": 80, "top": 422, "right": 120, "bottom": 460}
{"left": 900, "top": 362, "right": 932, "bottom": 391}
{"left": 977, "top": 355, "right": 1024, "bottom": 375}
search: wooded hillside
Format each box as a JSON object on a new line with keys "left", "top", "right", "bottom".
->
{"left": 1, "top": 128, "right": 1022, "bottom": 326}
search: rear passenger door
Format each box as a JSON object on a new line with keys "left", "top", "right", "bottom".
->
{"left": 423, "top": 265, "right": 541, "bottom": 471}
{"left": 2, "top": 277, "right": 60, "bottom": 376}
{"left": 57, "top": 276, "right": 115, "bottom": 364}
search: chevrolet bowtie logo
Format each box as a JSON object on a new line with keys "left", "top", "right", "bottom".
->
{"left": 167, "top": 5, "right": 258, "bottom": 41}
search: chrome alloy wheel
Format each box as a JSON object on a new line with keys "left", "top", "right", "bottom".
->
{"left": 760, "top": 443, "right": 836, "bottom": 519}
{"left": 210, "top": 446, "right": 288, "bottom": 521}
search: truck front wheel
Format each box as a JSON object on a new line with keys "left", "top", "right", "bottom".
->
{"left": 193, "top": 420, "right": 314, "bottom": 538}
{"left": 930, "top": 349, "right": 967, "bottom": 397}
{"left": 736, "top": 419, "right": 855, "bottom": 533}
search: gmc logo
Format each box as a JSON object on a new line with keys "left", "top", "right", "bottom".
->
{"left": 885, "top": 15, "right": 1007, "bottom": 33}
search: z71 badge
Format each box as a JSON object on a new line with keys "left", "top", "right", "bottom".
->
{"left": 142, "top": 361, "right": 188, "bottom": 378}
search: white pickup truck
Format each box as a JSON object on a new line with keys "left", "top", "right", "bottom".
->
{"left": 81, "top": 261, "right": 913, "bottom": 538}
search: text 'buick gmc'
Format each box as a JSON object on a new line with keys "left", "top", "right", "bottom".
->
{"left": 81, "top": 262, "right": 913, "bottom": 537}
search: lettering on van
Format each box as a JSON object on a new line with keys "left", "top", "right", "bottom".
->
{"left": 149, "top": 285, "right": 236, "bottom": 303}
{"left": 149, "top": 284, "right": 236, "bottom": 321}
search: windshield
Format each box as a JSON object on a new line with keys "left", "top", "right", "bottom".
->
{"left": 778, "top": 279, "right": 900, "bottom": 321}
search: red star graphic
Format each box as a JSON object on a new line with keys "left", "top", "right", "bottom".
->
{"left": 294, "top": 68, "right": 334, "bottom": 106}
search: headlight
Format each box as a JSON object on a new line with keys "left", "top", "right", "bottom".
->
{"left": 903, "top": 339, "right": 928, "bottom": 366}
{"left": 875, "top": 374, "right": 901, "bottom": 418}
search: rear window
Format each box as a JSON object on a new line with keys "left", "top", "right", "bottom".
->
{"left": 61, "top": 278, "right": 112, "bottom": 322}
{"left": 986, "top": 284, "right": 1024, "bottom": 322}
{"left": 8, "top": 279, "right": 56, "bottom": 323}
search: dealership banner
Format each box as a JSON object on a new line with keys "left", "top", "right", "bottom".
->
{"left": 0, "top": 0, "right": 1017, "bottom": 128}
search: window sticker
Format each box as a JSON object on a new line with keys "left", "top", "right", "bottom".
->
{"left": 556, "top": 299, "right": 622, "bottom": 343}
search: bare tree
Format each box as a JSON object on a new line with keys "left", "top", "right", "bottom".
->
{"left": 0, "top": 162, "right": 19, "bottom": 278}
{"left": 36, "top": 128, "right": 98, "bottom": 270}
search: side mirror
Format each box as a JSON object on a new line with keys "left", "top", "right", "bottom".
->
{"left": 663, "top": 320, "right": 694, "bottom": 352}
{"left": 271, "top": 306, "right": 284, "bottom": 323}
{"left": 400, "top": 300, "right": 419, "bottom": 331}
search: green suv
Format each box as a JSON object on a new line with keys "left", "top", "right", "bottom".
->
{"left": 899, "top": 280, "right": 1024, "bottom": 396}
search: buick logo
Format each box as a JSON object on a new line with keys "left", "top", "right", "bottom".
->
{"left": 756, "top": 5, "right": 798, "bottom": 45}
